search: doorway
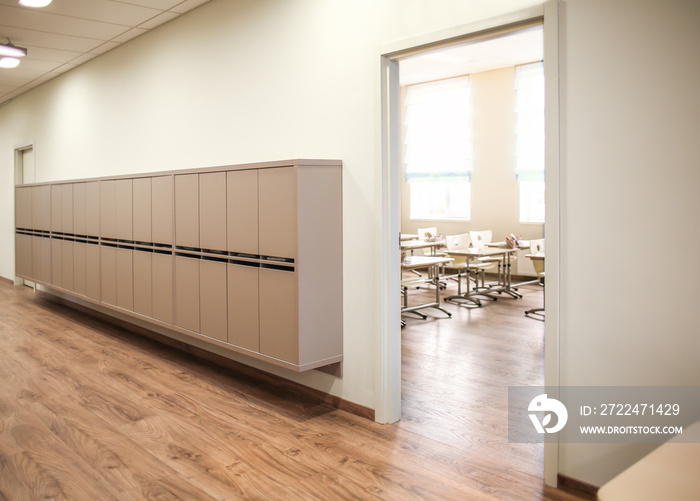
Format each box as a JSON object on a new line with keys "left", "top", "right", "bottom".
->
{"left": 378, "top": 4, "right": 560, "bottom": 486}
{"left": 15, "top": 144, "right": 35, "bottom": 288}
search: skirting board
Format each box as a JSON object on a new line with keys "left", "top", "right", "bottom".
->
{"left": 31, "top": 287, "right": 374, "bottom": 422}
{"left": 557, "top": 473, "right": 599, "bottom": 499}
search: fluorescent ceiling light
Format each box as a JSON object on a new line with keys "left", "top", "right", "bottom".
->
{"left": 19, "top": 0, "right": 53, "bottom": 7}
{"left": 0, "top": 41, "right": 28, "bottom": 58}
{"left": 0, "top": 57, "right": 21, "bottom": 68}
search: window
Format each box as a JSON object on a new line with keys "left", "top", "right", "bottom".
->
{"left": 514, "top": 61, "right": 545, "bottom": 223}
{"left": 404, "top": 76, "right": 472, "bottom": 220}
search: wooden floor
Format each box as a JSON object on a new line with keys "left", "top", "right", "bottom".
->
{"left": 0, "top": 279, "right": 590, "bottom": 500}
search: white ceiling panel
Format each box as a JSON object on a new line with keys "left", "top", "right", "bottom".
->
{"left": 0, "top": 0, "right": 211, "bottom": 104}
{"left": 399, "top": 25, "right": 544, "bottom": 87}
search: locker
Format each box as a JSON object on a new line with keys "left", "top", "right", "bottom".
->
{"left": 226, "top": 170, "right": 258, "bottom": 255}
{"left": 175, "top": 174, "right": 198, "bottom": 248}
{"left": 199, "top": 172, "right": 226, "bottom": 252}
{"left": 200, "top": 259, "right": 227, "bottom": 342}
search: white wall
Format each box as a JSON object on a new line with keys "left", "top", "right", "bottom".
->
{"left": 1, "top": 0, "right": 699, "bottom": 489}
{"left": 558, "top": 0, "right": 700, "bottom": 487}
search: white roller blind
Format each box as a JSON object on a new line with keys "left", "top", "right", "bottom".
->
{"left": 404, "top": 76, "right": 472, "bottom": 183}
{"left": 514, "top": 61, "right": 544, "bottom": 182}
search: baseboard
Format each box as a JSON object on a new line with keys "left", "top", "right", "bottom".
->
{"left": 558, "top": 473, "right": 599, "bottom": 499}
{"left": 0, "top": 276, "right": 14, "bottom": 285}
{"left": 32, "top": 289, "right": 375, "bottom": 422}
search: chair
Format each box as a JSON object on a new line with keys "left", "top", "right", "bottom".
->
{"left": 524, "top": 238, "right": 545, "bottom": 320}
{"left": 443, "top": 233, "right": 495, "bottom": 298}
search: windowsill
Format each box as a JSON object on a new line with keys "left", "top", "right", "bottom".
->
{"left": 519, "top": 221, "right": 545, "bottom": 225}
{"left": 410, "top": 218, "right": 470, "bottom": 222}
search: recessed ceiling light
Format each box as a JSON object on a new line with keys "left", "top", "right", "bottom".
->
{"left": 0, "top": 57, "right": 21, "bottom": 69}
{"left": 19, "top": 0, "right": 53, "bottom": 7}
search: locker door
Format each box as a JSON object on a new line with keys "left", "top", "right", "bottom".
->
{"left": 152, "top": 253, "right": 173, "bottom": 324}
{"left": 51, "top": 239, "right": 62, "bottom": 287}
{"left": 15, "top": 186, "right": 32, "bottom": 229}
{"left": 227, "top": 263, "right": 259, "bottom": 351}
{"left": 175, "top": 256, "right": 199, "bottom": 332}
{"left": 32, "top": 237, "right": 42, "bottom": 282}
{"left": 85, "top": 182, "right": 100, "bottom": 238}
{"left": 259, "top": 267, "right": 299, "bottom": 364}
{"left": 133, "top": 251, "right": 152, "bottom": 317}
{"left": 40, "top": 236, "right": 51, "bottom": 284}
{"left": 258, "top": 167, "right": 297, "bottom": 260}
{"left": 73, "top": 183, "right": 86, "bottom": 236}
{"left": 33, "top": 185, "right": 51, "bottom": 232}
{"left": 15, "top": 234, "right": 32, "bottom": 278}
{"left": 200, "top": 259, "right": 227, "bottom": 342}
{"left": 101, "top": 246, "right": 117, "bottom": 306}
{"left": 51, "top": 185, "right": 62, "bottom": 233}
{"left": 62, "top": 184, "right": 73, "bottom": 235}
{"left": 85, "top": 242, "right": 101, "bottom": 301}
{"left": 133, "top": 178, "right": 152, "bottom": 244}
{"left": 226, "top": 170, "right": 258, "bottom": 255}
{"left": 115, "top": 179, "right": 133, "bottom": 241}
{"left": 199, "top": 172, "right": 226, "bottom": 252}
{"left": 73, "top": 242, "right": 86, "bottom": 296}
{"left": 62, "top": 240, "right": 74, "bottom": 292}
{"left": 152, "top": 176, "right": 173, "bottom": 246}
{"left": 100, "top": 181, "right": 117, "bottom": 239}
{"left": 116, "top": 248, "right": 134, "bottom": 311}
{"left": 175, "top": 175, "right": 199, "bottom": 249}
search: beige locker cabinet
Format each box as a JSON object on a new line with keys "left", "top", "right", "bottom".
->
{"left": 152, "top": 176, "right": 173, "bottom": 246}
{"left": 62, "top": 184, "right": 74, "bottom": 235}
{"left": 259, "top": 267, "right": 299, "bottom": 364}
{"left": 200, "top": 259, "right": 227, "bottom": 342}
{"left": 33, "top": 185, "right": 51, "bottom": 232}
{"left": 175, "top": 255, "right": 199, "bottom": 332}
{"left": 116, "top": 248, "right": 134, "bottom": 311}
{"left": 85, "top": 182, "right": 100, "bottom": 238}
{"left": 62, "top": 240, "right": 74, "bottom": 292}
{"left": 51, "top": 185, "right": 62, "bottom": 233}
{"left": 133, "top": 178, "right": 152, "bottom": 244}
{"left": 73, "top": 242, "right": 87, "bottom": 296}
{"left": 100, "top": 180, "right": 117, "bottom": 240}
{"left": 175, "top": 174, "right": 199, "bottom": 249}
{"left": 227, "top": 263, "right": 259, "bottom": 352}
{"left": 258, "top": 166, "right": 297, "bottom": 260}
{"left": 85, "top": 243, "right": 101, "bottom": 301}
{"left": 73, "top": 183, "right": 87, "bottom": 236}
{"left": 51, "top": 239, "right": 62, "bottom": 288}
{"left": 15, "top": 234, "right": 32, "bottom": 278}
{"left": 226, "top": 170, "right": 258, "bottom": 255}
{"left": 152, "top": 253, "right": 174, "bottom": 324}
{"left": 14, "top": 159, "right": 342, "bottom": 374}
{"left": 133, "top": 251, "right": 152, "bottom": 317}
{"left": 15, "top": 186, "right": 32, "bottom": 229}
{"left": 115, "top": 179, "right": 133, "bottom": 242}
{"left": 199, "top": 172, "right": 226, "bottom": 252}
{"left": 100, "top": 246, "right": 117, "bottom": 306}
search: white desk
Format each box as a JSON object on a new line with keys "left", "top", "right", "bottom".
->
{"left": 443, "top": 247, "right": 520, "bottom": 307}
{"left": 401, "top": 256, "right": 453, "bottom": 318}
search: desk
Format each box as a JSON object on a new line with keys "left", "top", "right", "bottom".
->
{"left": 524, "top": 253, "right": 544, "bottom": 319}
{"left": 400, "top": 233, "right": 418, "bottom": 242}
{"left": 400, "top": 239, "right": 445, "bottom": 255}
{"left": 401, "top": 256, "right": 453, "bottom": 318}
{"left": 443, "top": 247, "right": 521, "bottom": 307}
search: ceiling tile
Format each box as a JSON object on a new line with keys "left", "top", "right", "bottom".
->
{"left": 138, "top": 11, "right": 179, "bottom": 30}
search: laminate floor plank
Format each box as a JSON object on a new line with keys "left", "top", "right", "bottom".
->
{"left": 0, "top": 280, "right": 591, "bottom": 500}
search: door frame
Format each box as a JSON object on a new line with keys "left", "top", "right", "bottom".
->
{"left": 376, "top": 1, "right": 561, "bottom": 487}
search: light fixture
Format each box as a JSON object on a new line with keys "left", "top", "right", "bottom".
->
{"left": 0, "top": 57, "right": 21, "bottom": 69}
{"left": 0, "top": 40, "right": 28, "bottom": 58}
{"left": 19, "top": 0, "right": 53, "bottom": 7}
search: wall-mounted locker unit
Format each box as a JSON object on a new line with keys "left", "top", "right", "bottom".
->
{"left": 13, "top": 160, "right": 343, "bottom": 373}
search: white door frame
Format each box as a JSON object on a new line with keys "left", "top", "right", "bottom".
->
{"left": 376, "top": 2, "right": 561, "bottom": 487}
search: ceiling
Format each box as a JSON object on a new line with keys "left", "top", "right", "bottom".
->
{"left": 399, "top": 25, "right": 543, "bottom": 86}
{"left": 0, "top": 0, "right": 210, "bottom": 105}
